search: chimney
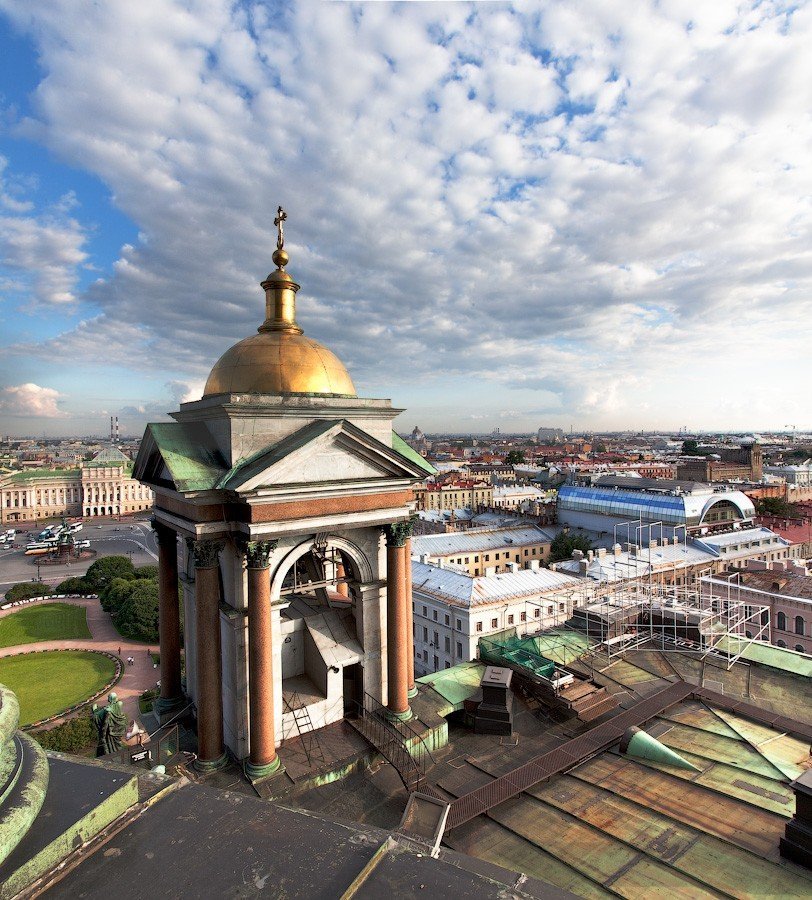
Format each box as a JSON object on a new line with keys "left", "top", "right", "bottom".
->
{"left": 572, "top": 549, "right": 584, "bottom": 560}
{"left": 598, "top": 547, "right": 607, "bottom": 558}
{"left": 529, "top": 559, "right": 540, "bottom": 571}
{"left": 780, "top": 769, "right": 812, "bottom": 869}
{"left": 115, "top": 416, "right": 119, "bottom": 443}
{"left": 613, "top": 543, "right": 622, "bottom": 556}
{"left": 578, "top": 559, "right": 588, "bottom": 576}
{"left": 586, "top": 550, "right": 594, "bottom": 562}
{"left": 649, "top": 539, "right": 659, "bottom": 549}
{"left": 110, "top": 416, "right": 114, "bottom": 442}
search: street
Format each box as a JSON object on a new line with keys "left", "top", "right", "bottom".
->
{"left": 0, "top": 516, "right": 158, "bottom": 594}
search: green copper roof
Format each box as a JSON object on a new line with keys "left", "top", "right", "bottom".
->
{"left": 417, "top": 661, "right": 484, "bottom": 712}
{"left": 392, "top": 432, "right": 436, "bottom": 476}
{"left": 143, "top": 422, "right": 226, "bottom": 492}
{"left": 714, "top": 635, "right": 812, "bottom": 677}
{"left": 621, "top": 726, "right": 701, "bottom": 771}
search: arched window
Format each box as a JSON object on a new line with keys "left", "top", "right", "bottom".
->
{"left": 795, "top": 616, "right": 805, "bottom": 636}
{"left": 776, "top": 611, "right": 786, "bottom": 631}
{"left": 777, "top": 640, "right": 786, "bottom": 648}
{"left": 795, "top": 644, "right": 805, "bottom": 653}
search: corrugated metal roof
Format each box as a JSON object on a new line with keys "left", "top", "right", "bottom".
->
{"left": 411, "top": 560, "right": 580, "bottom": 607}
{"left": 412, "top": 525, "right": 556, "bottom": 557}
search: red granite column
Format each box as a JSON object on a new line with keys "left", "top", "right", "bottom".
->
{"left": 246, "top": 540, "right": 282, "bottom": 780}
{"left": 385, "top": 522, "right": 414, "bottom": 720}
{"left": 191, "top": 539, "right": 227, "bottom": 771}
{"left": 153, "top": 520, "right": 183, "bottom": 715}
{"left": 404, "top": 536, "right": 417, "bottom": 698}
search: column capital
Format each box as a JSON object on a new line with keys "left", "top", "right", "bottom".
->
{"left": 186, "top": 537, "right": 224, "bottom": 569}
{"left": 384, "top": 517, "right": 417, "bottom": 548}
{"left": 150, "top": 516, "right": 174, "bottom": 540}
{"left": 239, "top": 538, "right": 278, "bottom": 569}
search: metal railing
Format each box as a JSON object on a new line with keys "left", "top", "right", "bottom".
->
{"left": 352, "top": 692, "right": 434, "bottom": 793}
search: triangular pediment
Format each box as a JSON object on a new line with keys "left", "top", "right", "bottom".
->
{"left": 132, "top": 422, "right": 227, "bottom": 492}
{"left": 221, "top": 419, "right": 426, "bottom": 494}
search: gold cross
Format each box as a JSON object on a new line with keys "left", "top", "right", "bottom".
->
{"left": 273, "top": 206, "right": 287, "bottom": 250}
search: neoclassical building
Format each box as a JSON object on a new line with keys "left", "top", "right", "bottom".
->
{"left": 134, "top": 217, "right": 432, "bottom": 778}
{"left": 0, "top": 449, "right": 154, "bottom": 524}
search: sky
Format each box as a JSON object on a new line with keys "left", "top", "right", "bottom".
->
{"left": 0, "top": 0, "right": 810, "bottom": 438}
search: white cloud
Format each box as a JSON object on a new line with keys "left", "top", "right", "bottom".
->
{"left": 0, "top": 0, "right": 810, "bottom": 430}
{"left": 0, "top": 157, "right": 88, "bottom": 304}
{"left": 0, "top": 383, "right": 66, "bottom": 417}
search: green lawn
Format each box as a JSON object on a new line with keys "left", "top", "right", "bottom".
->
{"left": 0, "top": 602, "right": 91, "bottom": 648}
{"left": 0, "top": 650, "right": 117, "bottom": 725}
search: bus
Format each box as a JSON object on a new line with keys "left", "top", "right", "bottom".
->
{"left": 25, "top": 541, "right": 57, "bottom": 555}
{"left": 68, "top": 521, "right": 83, "bottom": 533}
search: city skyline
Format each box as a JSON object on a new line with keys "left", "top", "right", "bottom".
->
{"left": 1, "top": 1, "right": 811, "bottom": 436}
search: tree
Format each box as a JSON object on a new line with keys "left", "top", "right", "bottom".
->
{"left": 84, "top": 556, "right": 135, "bottom": 594}
{"left": 55, "top": 576, "right": 94, "bottom": 595}
{"left": 594, "top": 443, "right": 607, "bottom": 454}
{"left": 134, "top": 564, "right": 158, "bottom": 580}
{"left": 505, "top": 450, "right": 525, "bottom": 465}
{"left": 757, "top": 497, "right": 796, "bottom": 518}
{"left": 4, "top": 582, "right": 50, "bottom": 603}
{"left": 101, "top": 576, "right": 137, "bottom": 614}
{"left": 681, "top": 439, "right": 699, "bottom": 455}
{"left": 115, "top": 579, "right": 159, "bottom": 642}
{"left": 549, "top": 531, "right": 594, "bottom": 563}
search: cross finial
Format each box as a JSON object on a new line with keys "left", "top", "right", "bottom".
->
{"left": 273, "top": 206, "right": 287, "bottom": 251}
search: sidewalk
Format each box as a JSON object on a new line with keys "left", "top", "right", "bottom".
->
{"left": 0, "top": 595, "right": 160, "bottom": 729}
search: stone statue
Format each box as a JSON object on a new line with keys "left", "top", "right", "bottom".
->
{"left": 93, "top": 692, "right": 128, "bottom": 757}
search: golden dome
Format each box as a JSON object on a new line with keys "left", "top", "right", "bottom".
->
{"left": 203, "top": 212, "right": 356, "bottom": 398}
{"left": 204, "top": 330, "right": 356, "bottom": 396}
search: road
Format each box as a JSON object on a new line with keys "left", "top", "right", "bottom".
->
{"left": 0, "top": 516, "right": 159, "bottom": 594}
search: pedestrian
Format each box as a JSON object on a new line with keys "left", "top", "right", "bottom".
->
{"left": 118, "top": 646, "right": 121, "bottom": 656}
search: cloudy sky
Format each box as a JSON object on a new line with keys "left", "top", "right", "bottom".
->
{"left": 0, "top": 1, "right": 810, "bottom": 438}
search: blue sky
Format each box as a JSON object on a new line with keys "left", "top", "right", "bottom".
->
{"left": 0, "top": 0, "right": 810, "bottom": 437}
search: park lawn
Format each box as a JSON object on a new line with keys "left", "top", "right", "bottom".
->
{"left": 0, "top": 603, "right": 91, "bottom": 648}
{"left": 0, "top": 650, "right": 117, "bottom": 725}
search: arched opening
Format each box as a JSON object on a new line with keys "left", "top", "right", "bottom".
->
{"left": 777, "top": 640, "right": 786, "bottom": 648}
{"left": 270, "top": 537, "right": 372, "bottom": 738}
{"left": 795, "top": 616, "right": 805, "bottom": 636}
{"left": 795, "top": 644, "right": 805, "bottom": 653}
{"left": 777, "top": 611, "right": 787, "bottom": 631}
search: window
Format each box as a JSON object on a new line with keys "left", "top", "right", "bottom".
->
{"left": 445, "top": 614, "right": 450, "bottom": 626}
{"left": 464, "top": 557, "right": 469, "bottom": 564}
{"left": 547, "top": 605, "right": 553, "bottom": 615}
{"left": 476, "top": 621, "right": 483, "bottom": 633}
{"left": 444, "top": 661, "right": 451, "bottom": 669}
{"left": 423, "top": 650, "right": 428, "bottom": 662}
{"left": 422, "top": 605, "right": 427, "bottom": 617}
{"left": 491, "top": 618, "right": 498, "bottom": 629}
{"left": 423, "top": 626, "right": 428, "bottom": 641}
{"left": 777, "top": 612, "right": 787, "bottom": 631}
{"left": 444, "top": 636, "right": 450, "bottom": 652}
{"left": 796, "top": 616, "right": 805, "bottom": 636}
{"left": 433, "top": 631, "right": 439, "bottom": 647}
{"left": 534, "top": 608, "right": 540, "bottom": 618}
{"left": 433, "top": 609, "right": 438, "bottom": 621}
{"left": 433, "top": 654, "right": 439, "bottom": 669}
{"left": 796, "top": 644, "right": 805, "bottom": 653}
{"left": 495, "top": 553, "right": 500, "bottom": 560}
{"left": 559, "top": 603, "right": 565, "bottom": 612}
{"left": 520, "top": 612, "right": 526, "bottom": 622}
{"left": 456, "top": 618, "right": 462, "bottom": 630}
{"left": 485, "top": 555, "right": 490, "bottom": 561}
{"left": 456, "top": 641, "right": 463, "bottom": 658}
{"left": 507, "top": 614, "right": 514, "bottom": 625}
{"left": 474, "top": 568, "right": 480, "bottom": 575}
{"left": 524, "top": 549, "right": 529, "bottom": 556}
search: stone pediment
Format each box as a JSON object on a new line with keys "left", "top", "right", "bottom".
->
{"left": 220, "top": 419, "right": 426, "bottom": 494}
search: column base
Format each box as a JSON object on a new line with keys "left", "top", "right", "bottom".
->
{"left": 407, "top": 686, "right": 419, "bottom": 699}
{"left": 193, "top": 751, "right": 228, "bottom": 774}
{"left": 153, "top": 695, "right": 188, "bottom": 723}
{"left": 245, "top": 756, "right": 284, "bottom": 783}
{"left": 384, "top": 706, "right": 413, "bottom": 723}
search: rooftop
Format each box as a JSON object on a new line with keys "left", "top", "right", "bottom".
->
{"left": 412, "top": 525, "right": 556, "bottom": 557}
{"left": 411, "top": 559, "right": 581, "bottom": 607}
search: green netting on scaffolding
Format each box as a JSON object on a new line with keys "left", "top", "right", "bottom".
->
{"left": 479, "top": 631, "right": 556, "bottom": 680}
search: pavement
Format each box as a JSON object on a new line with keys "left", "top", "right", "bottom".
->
{"left": 0, "top": 594, "right": 160, "bottom": 730}
{"left": 0, "top": 515, "right": 158, "bottom": 594}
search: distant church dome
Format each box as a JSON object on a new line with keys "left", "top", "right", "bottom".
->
{"left": 204, "top": 210, "right": 356, "bottom": 399}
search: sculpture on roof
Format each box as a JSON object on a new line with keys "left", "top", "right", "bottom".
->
{"left": 93, "top": 692, "right": 128, "bottom": 756}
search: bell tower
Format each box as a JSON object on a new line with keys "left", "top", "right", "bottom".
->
{"left": 134, "top": 211, "right": 432, "bottom": 778}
